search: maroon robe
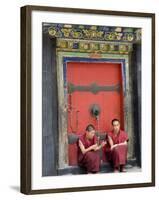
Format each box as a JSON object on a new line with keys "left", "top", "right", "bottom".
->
{"left": 107, "top": 130, "right": 128, "bottom": 168}
{"left": 77, "top": 133, "right": 100, "bottom": 173}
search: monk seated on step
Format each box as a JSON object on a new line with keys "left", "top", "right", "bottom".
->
{"left": 105, "top": 119, "right": 129, "bottom": 173}
{"left": 77, "top": 124, "right": 106, "bottom": 174}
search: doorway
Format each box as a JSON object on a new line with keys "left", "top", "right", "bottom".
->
{"left": 67, "top": 62, "right": 124, "bottom": 165}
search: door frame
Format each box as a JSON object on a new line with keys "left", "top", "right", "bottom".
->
{"left": 56, "top": 51, "right": 135, "bottom": 169}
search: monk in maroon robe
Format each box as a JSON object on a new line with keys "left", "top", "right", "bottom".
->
{"left": 106, "top": 119, "right": 129, "bottom": 172}
{"left": 77, "top": 124, "right": 106, "bottom": 173}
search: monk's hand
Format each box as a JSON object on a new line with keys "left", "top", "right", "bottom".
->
{"left": 101, "top": 141, "right": 107, "bottom": 147}
{"left": 119, "top": 141, "right": 128, "bottom": 146}
{"left": 111, "top": 144, "right": 118, "bottom": 150}
{"left": 91, "top": 144, "right": 98, "bottom": 151}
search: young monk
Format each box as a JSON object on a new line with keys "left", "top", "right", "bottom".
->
{"left": 77, "top": 124, "right": 106, "bottom": 173}
{"left": 106, "top": 119, "right": 129, "bottom": 172}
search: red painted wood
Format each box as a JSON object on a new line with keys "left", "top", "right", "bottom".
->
{"left": 67, "top": 62, "right": 124, "bottom": 165}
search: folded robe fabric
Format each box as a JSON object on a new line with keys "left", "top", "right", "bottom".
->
{"left": 77, "top": 133, "right": 100, "bottom": 173}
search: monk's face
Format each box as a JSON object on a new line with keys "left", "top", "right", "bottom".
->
{"left": 112, "top": 120, "right": 120, "bottom": 133}
{"left": 86, "top": 130, "right": 95, "bottom": 140}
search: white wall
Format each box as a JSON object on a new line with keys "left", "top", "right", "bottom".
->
{"left": 0, "top": 0, "right": 158, "bottom": 199}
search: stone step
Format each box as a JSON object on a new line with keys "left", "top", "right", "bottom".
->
{"left": 58, "top": 158, "right": 140, "bottom": 175}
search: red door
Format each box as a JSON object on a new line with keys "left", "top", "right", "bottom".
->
{"left": 67, "top": 62, "right": 124, "bottom": 165}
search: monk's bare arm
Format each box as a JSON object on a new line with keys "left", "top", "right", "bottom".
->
{"left": 111, "top": 140, "right": 128, "bottom": 149}
{"left": 107, "top": 136, "right": 114, "bottom": 148}
{"left": 119, "top": 141, "right": 127, "bottom": 145}
{"left": 78, "top": 140, "right": 98, "bottom": 154}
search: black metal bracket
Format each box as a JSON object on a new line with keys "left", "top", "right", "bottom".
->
{"left": 67, "top": 82, "right": 121, "bottom": 94}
